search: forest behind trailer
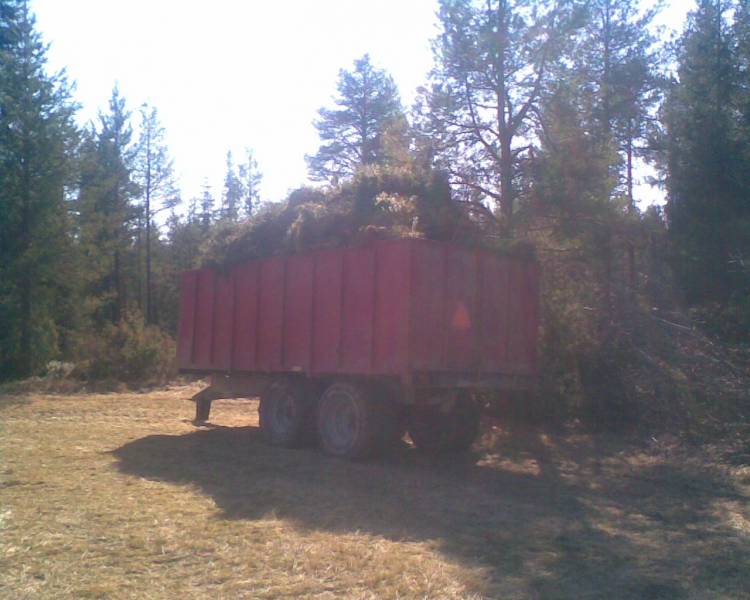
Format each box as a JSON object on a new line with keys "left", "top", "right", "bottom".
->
{"left": 177, "top": 238, "right": 540, "bottom": 458}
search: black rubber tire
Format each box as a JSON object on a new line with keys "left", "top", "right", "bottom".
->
{"left": 408, "top": 395, "right": 482, "bottom": 453}
{"left": 317, "top": 382, "right": 383, "bottom": 460}
{"left": 259, "top": 380, "right": 314, "bottom": 447}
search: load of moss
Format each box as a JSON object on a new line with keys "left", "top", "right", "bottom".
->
{"left": 201, "top": 165, "right": 533, "bottom": 269}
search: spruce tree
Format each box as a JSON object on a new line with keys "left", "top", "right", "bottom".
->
{"left": 199, "top": 180, "right": 215, "bottom": 232}
{"left": 134, "top": 104, "right": 178, "bottom": 324}
{"left": 76, "top": 86, "right": 138, "bottom": 325}
{"left": 661, "top": 0, "right": 747, "bottom": 304}
{"left": 239, "top": 148, "right": 262, "bottom": 217}
{"left": 0, "top": 0, "right": 78, "bottom": 377}
{"left": 220, "top": 150, "right": 243, "bottom": 221}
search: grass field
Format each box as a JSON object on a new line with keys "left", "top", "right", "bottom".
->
{"left": 1, "top": 384, "right": 749, "bottom": 599}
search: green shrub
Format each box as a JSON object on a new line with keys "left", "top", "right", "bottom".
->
{"left": 690, "top": 297, "right": 750, "bottom": 344}
{"left": 77, "top": 312, "right": 175, "bottom": 385}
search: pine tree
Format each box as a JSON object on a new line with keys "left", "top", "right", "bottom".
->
{"left": 419, "top": 0, "right": 574, "bottom": 233}
{"left": 532, "top": 82, "right": 616, "bottom": 226}
{"left": 306, "top": 54, "right": 404, "bottom": 182}
{"left": 0, "top": 0, "right": 78, "bottom": 378}
{"left": 549, "top": 0, "right": 663, "bottom": 298}
{"left": 134, "top": 104, "right": 178, "bottom": 324}
{"left": 573, "top": 0, "right": 662, "bottom": 210}
{"left": 530, "top": 79, "right": 623, "bottom": 318}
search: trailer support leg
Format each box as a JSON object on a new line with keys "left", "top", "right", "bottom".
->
{"left": 195, "top": 397, "right": 212, "bottom": 423}
{"left": 190, "top": 375, "right": 274, "bottom": 425}
{"left": 192, "top": 386, "right": 220, "bottom": 424}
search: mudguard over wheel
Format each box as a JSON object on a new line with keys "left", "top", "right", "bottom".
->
{"left": 317, "top": 382, "right": 385, "bottom": 459}
{"left": 408, "top": 394, "right": 482, "bottom": 452}
{"left": 259, "top": 379, "right": 314, "bottom": 447}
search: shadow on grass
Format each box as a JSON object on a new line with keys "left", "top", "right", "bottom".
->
{"left": 112, "top": 424, "right": 749, "bottom": 599}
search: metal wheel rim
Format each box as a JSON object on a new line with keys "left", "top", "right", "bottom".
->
{"left": 272, "top": 392, "right": 297, "bottom": 434}
{"left": 322, "top": 393, "right": 359, "bottom": 452}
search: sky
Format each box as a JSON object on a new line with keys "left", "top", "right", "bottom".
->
{"left": 30, "top": 0, "right": 693, "bottom": 210}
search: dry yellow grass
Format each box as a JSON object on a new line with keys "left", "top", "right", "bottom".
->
{"left": 1, "top": 385, "right": 749, "bottom": 599}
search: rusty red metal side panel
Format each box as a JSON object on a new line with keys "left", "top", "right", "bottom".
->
{"left": 283, "top": 254, "right": 314, "bottom": 372}
{"left": 232, "top": 262, "right": 259, "bottom": 371}
{"left": 257, "top": 256, "right": 284, "bottom": 371}
{"left": 212, "top": 272, "right": 235, "bottom": 371}
{"left": 410, "top": 241, "right": 444, "bottom": 370}
{"left": 340, "top": 245, "right": 376, "bottom": 372}
{"left": 192, "top": 269, "right": 216, "bottom": 369}
{"left": 479, "top": 254, "right": 511, "bottom": 372}
{"left": 177, "top": 271, "right": 198, "bottom": 368}
{"left": 311, "top": 249, "right": 343, "bottom": 373}
{"left": 442, "top": 245, "right": 478, "bottom": 371}
{"left": 523, "top": 262, "right": 541, "bottom": 373}
{"left": 505, "top": 259, "right": 529, "bottom": 374}
{"left": 177, "top": 238, "right": 541, "bottom": 379}
{"left": 372, "top": 240, "right": 410, "bottom": 373}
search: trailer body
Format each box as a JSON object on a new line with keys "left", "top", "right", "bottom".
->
{"left": 178, "top": 238, "right": 539, "bottom": 385}
{"left": 178, "top": 238, "right": 540, "bottom": 458}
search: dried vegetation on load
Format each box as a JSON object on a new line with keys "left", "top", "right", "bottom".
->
{"left": 200, "top": 165, "right": 535, "bottom": 269}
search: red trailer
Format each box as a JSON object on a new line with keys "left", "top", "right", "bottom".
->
{"left": 178, "top": 238, "right": 540, "bottom": 458}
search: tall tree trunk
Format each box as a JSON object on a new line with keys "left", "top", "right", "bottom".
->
{"left": 626, "top": 129, "right": 636, "bottom": 295}
{"left": 19, "top": 269, "right": 32, "bottom": 375}
{"left": 19, "top": 153, "right": 32, "bottom": 376}
{"left": 146, "top": 212, "right": 152, "bottom": 324}
{"left": 626, "top": 128, "right": 635, "bottom": 213}
{"left": 495, "top": 0, "right": 513, "bottom": 234}
{"left": 145, "top": 149, "right": 152, "bottom": 325}
{"left": 136, "top": 211, "right": 143, "bottom": 313}
{"left": 603, "top": 242, "right": 614, "bottom": 324}
{"left": 113, "top": 245, "right": 122, "bottom": 323}
{"left": 18, "top": 21, "right": 33, "bottom": 375}
{"left": 601, "top": 0, "right": 612, "bottom": 139}
{"left": 500, "top": 134, "right": 514, "bottom": 232}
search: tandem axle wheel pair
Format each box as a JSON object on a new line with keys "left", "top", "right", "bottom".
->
{"left": 194, "top": 379, "right": 482, "bottom": 460}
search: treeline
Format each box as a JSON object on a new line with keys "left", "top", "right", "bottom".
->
{"left": 1, "top": 1, "right": 748, "bottom": 410}
{"left": 0, "top": 2, "right": 263, "bottom": 380}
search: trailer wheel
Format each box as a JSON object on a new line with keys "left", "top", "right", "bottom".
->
{"left": 259, "top": 380, "right": 314, "bottom": 447}
{"left": 408, "top": 394, "right": 481, "bottom": 453}
{"left": 317, "top": 382, "right": 383, "bottom": 459}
